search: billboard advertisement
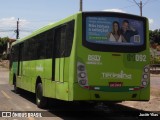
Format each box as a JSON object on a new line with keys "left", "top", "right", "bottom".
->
{"left": 86, "top": 16, "right": 144, "bottom": 46}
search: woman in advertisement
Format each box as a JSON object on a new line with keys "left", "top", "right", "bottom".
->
{"left": 108, "top": 21, "right": 126, "bottom": 42}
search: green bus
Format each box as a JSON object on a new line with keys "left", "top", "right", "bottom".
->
{"left": 9, "top": 12, "right": 150, "bottom": 108}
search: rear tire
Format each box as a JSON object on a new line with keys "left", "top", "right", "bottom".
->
{"left": 36, "top": 83, "right": 47, "bottom": 108}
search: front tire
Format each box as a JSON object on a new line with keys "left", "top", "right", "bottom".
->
{"left": 36, "top": 83, "right": 47, "bottom": 108}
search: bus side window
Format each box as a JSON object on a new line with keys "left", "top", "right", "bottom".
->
{"left": 45, "top": 29, "right": 54, "bottom": 58}
{"left": 10, "top": 48, "right": 14, "bottom": 69}
{"left": 13, "top": 45, "right": 19, "bottom": 62}
{"left": 23, "top": 41, "right": 29, "bottom": 60}
{"left": 65, "top": 20, "right": 74, "bottom": 57}
{"left": 33, "top": 34, "right": 46, "bottom": 60}
{"left": 54, "top": 26, "right": 66, "bottom": 58}
{"left": 54, "top": 20, "right": 74, "bottom": 58}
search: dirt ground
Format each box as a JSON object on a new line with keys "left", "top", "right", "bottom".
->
{"left": 0, "top": 60, "right": 9, "bottom": 68}
{"left": 120, "top": 74, "right": 160, "bottom": 113}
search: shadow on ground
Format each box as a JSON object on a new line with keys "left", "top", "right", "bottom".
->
{"left": 11, "top": 88, "right": 160, "bottom": 120}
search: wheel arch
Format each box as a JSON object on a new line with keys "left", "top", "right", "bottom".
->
{"left": 35, "top": 76, "right": 42, "bottom": 92}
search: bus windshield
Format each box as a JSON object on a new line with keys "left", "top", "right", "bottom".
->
{"left": 83, "top": 12, "right": 147, "bottom": 53}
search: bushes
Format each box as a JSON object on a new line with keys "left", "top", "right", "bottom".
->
{"left": 154, "top": 56, "right": 160, "bottom": 64}
{"left": 0, "top": 37, "right": 9, "bottom": 60}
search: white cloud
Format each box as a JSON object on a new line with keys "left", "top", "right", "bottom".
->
{"left": 148, "top": 18, "right": 155, "bottom": 30}
{"left": 0, "top": 17, "right": 30, "bottom": 38}
{"left": 0, "top": 17, "right": 29, "bottom": 27}
{"left": 0, "top": 17, "right": 16, "bottom": 27}
{"left": 149, "top": 18, "right": 154, "bottom": 25}
{"left": 103, "top": 9, "right": 126, "bottom": 13}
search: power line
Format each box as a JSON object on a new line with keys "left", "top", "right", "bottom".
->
{"left": 132, "top": 0, "right": 155, "bottom": 16}
{"left": 133, "top": 0, "right": 140, "bottom": 6}
{"left": 19, "top": 30, "right": 33, "bottom": 33}
{"left": 9, "top": 32, "right": 16, "bottom": 38}
{"left": 143, "top": 0, "right": 151, "bottom": 6}
{"left": 0, "top": 30, "right": 14, "bottom": 32}
{"left": 132, "top": 0, "right": 143, "bottom": 16}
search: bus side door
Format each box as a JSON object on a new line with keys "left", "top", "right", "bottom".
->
{"left": 54, "top": 25, "right": 66, "bottom": 82}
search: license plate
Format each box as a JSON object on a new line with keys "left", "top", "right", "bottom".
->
{"left": 109, "top": 82, "right": 123, "bottom": 87}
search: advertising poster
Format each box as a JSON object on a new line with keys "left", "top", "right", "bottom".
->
{"left": 86, "top": 17, "right": 144, "bottom": 46}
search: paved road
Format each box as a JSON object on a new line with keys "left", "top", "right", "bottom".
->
{"left": 0, "top": 66, "right": 159, "bottom": 120}
{"left": 150, "top": 75, "right": 160, "bottom": 90}
{"left": 0, "top": 66, "right": 61, "bottom": 120}
{"left": 0, "top": 66, "right": 9, "bottom": 84}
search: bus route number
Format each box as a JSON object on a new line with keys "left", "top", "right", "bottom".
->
{"left": 127, "top": 54, "right": 146, "bottom": 62}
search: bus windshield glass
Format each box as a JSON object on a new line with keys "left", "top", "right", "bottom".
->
{"left": 85, "top": 16, "right": 144, "bottom": 46}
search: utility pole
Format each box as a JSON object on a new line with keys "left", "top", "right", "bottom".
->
{"left": 140, "top": 0, "right": 142, "bottom": 16}
{"left": 79, "top": 0, "right": 83, "bottom": 11}
{"left": 16, "top": 18, "right": 19, "bottom": 39}
{"left": 133, "top": 0, "right": 142, "bottom": 16}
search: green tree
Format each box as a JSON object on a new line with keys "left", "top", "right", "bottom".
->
{"left": 0, "top": 37, "right": 9, "bottom": 55}
{"left": 149, "top": 29, "right": 160, "bottom": 44}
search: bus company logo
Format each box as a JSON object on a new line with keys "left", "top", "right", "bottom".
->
{"left": 102, "top": 70, "right": 132, "bottom": 79}
{"left": 36, "top": 64, "right": 44, "bottom": 71}
{"left": 87, "top": 55, "right": 102, "bottom": 65}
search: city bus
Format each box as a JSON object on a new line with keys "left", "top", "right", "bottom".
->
{"left": 9, "top": 12, "right": 150, "bottom": 108}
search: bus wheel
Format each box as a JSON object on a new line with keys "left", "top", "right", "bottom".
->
{"left": 36, "top": 83, "right": 47, "bottom": 108}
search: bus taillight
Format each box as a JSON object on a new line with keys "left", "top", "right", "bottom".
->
{"left": 77, "top": 62, "right": 89, "bottom": 88}
{"left": 79, "top": 72, "right": 86, "bottom": 78}
{"left": 141, "top": 65, "right": 150, "bottom": 87}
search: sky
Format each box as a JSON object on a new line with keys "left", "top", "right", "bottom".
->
{"left": 0, "top": 0, "right": 159, "bottom": 39}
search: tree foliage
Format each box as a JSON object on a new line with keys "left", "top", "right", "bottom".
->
{"left": 150, "top": 29, "right": 160, "bottom": 65}
{"left": 0, "top": 37, "right": 9, "bottom": 54}
{"left": 149, "top": 29, "right": 160, "bottom": 44}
